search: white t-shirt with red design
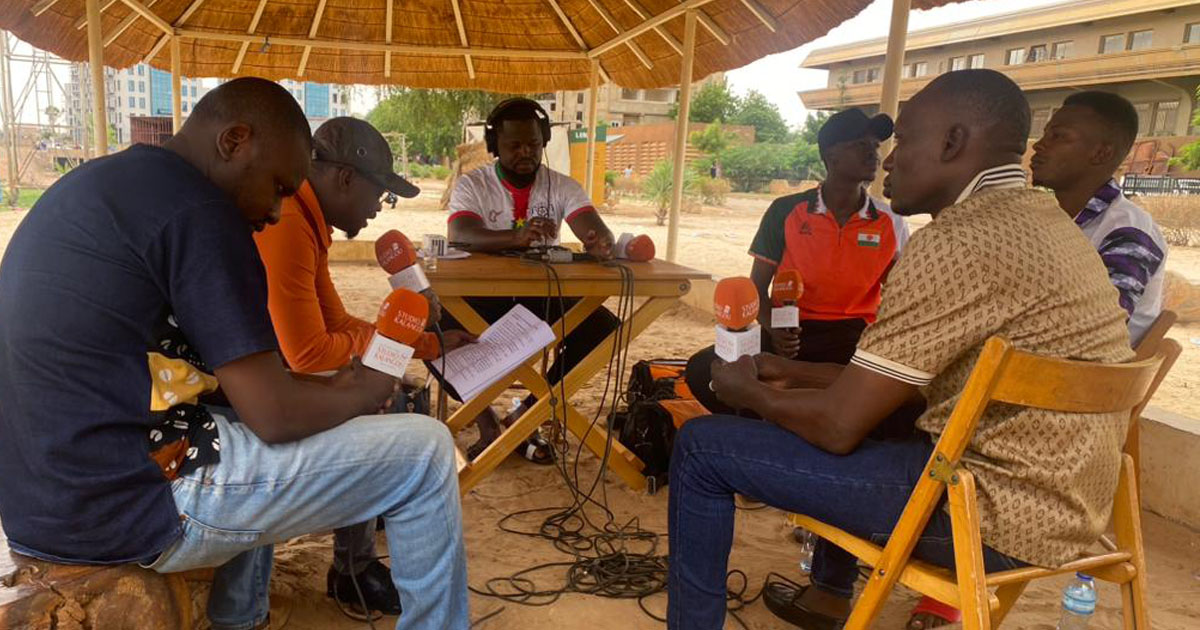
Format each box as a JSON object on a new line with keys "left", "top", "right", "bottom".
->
{"left": 447, "top": 164, "right": 595, "bottom": 245}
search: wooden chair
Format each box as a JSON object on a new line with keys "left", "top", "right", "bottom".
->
{"left": 787, "top": 336, "right": 1178, "bottom": 630}
{"left": 1125, "top": 310, "right": 1178, "bottom": 474}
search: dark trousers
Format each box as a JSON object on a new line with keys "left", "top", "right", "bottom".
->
{"left": 666, "top": 417, "right": 1026, "bottom": 628}
{"left": 684, "top": 318, "right": 867, "bottom": 417}
{"left": 435, "top": 296, "right": 620, "bottom": 404}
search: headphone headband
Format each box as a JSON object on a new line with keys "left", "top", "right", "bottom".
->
{"left": 484, "top": 97, "right": 552, "bottom": 156}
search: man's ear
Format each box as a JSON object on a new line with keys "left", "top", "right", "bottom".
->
{"left": 941, "top": 123, "right": 968, "bottom": 163}
{"left": 337, "top": 166, "right": 354, "bottom": 190}
{"left": 215, "top": 123, "right": 253, "bottom": 161}
{"left": 1093, "top": 141, "right": 1117, "bottom": 166}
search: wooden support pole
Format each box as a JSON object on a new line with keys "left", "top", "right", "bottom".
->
{"left": 666, "top": 10, "right": 697, "bottom": 263}
{"left": 0, "top": 31, "right": 20, "bottom": 205}
{"left": 86, "top": 0, "right": 108, "bottom": 156}
{"left": 170, "top": 36, "right": 182, "bottom": 133}
{"left": 585, "top": 59, "right": 600, "bottom": 200}
{"left": 871, "top": 0, "right": 911, "bottom": 197}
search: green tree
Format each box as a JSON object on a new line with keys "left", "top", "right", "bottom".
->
{"left": 789, "top": 140, "right": 825, "bottom": 181}
{"left": 730, "top": 90, "right": 790, "bottom": 143}
{"left": 367, "top": 88, "right": 515, "bottom": 161}
{"left": 798, "top": 111, "right": 831, "bottom": 145}
{"left": 719, "top": 143, "right": 794, "bottom": 191}
{"left": 689, "top": 120, "right": 738, "bottom": 156}
{"left": 642, "top": 160, "right": 700, "bottom": 225}
{"left": 1171, "top": 86, "right": 1200, "bottom": 169}
{"left": 668, "top": 78, "right": 739, "bottom": 123}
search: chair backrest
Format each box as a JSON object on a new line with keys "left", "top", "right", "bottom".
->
{"left": 936, "top": 337, "right": 1169, "bottom": 465}
{"left": 1133, "top": 310, "right": 1177, "bottom": 361}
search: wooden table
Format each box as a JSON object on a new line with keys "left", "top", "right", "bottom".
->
{"left": 427, "top": 254, "right": 710, "bottom": 494}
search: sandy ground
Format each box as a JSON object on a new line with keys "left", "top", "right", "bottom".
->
{"left": 1, "top": 179, "right": 1198, "bottom": 629}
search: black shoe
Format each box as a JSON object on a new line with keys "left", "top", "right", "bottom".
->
{"left": 326, "top": 560, "right": 402, "bottom": 620}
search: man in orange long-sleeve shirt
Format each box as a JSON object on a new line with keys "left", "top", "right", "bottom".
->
{"left": 254, "top": 117, "right": 472, "bottom": 621}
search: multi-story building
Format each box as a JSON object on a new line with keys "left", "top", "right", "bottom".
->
{"left": 66, "top": 67, "right": 351, "bottom": 147}
{"left": 799, "top": 0, "right": 1200, "bottom": 142}
{"left": 66, "top": 63, "right": 208, "bottom": 146}
{"left": 538, "top": 72, "right": 726, "bottom": 129}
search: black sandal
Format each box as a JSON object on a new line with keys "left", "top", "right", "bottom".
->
{"left": 464, "top": 432, "right": 555, "bottom": 465}
{"left": 762, "top": 576, "right": 847, "bottom": 630}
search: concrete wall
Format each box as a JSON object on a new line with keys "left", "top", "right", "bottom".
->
{"left": 1139, "top": 407, "right": 1200, "bottom": 528}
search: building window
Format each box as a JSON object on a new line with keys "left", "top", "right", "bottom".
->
{"left": 645, "top": 88, "right": 674, "bottom": 102}
{"left": 949, "top": 56, "right": 967, "bottom": 72}
{"left": 852, "top": 69, "right": 867, "bottom": 83}
{"left": 1129, "top": 30, "right": 1153, "bottom": 51}
{"left": 902, "top": 64, "right": 913, "bottom": 78}
{"left": 549, "top": 102, "right": 556, "bottom": 112}
{"left": 191, "top": 85, "right": 198, "bottom": 97}
{"left": 1133, "top": 103, "right": 1152, "bottom": 136}
{"left": 1030, "top": 108, "right": 1052, "bottom": 135}
{"left": 575, "top": 111, "right": 583, "bottom": 122}
{"left": 139, "top": 97, "right": 145, "bottom": 109}
{"left": 968, "top": 53, "right": 985, "bottom": 69}
{"left": 913, "top": 61, "right": 928, "bottom": 77}
{"left": 1006, "top": 48, "right": 1024, "bottom": 65}
{"left": 137, "top": 65, "right": 144, "bottom": 76}
{"left": 182, "top": 102, "right": 188, "bottom": 113}
{"left": 576, "top": 93, "right": 584, "bottom": 105}
{"left": 1100, "top": 34, "right": 1126, "bottom": 54}
{"left": 621, "top": 88, "right": 639, "bottom": 100}
{"left": 1052, "top": 41, "right": 1073, "bottom": 60}
{"left": 1027, "top": 45, "right": 1048, "bottom": 63}
{"left": 1150, "top": 100, "right": 1179, "bottom": 136}
{"left": 1186, "top": 23, "right": 1200, "bottom": 44}
{"left": 128, "top": 96, "right": 135, "bottom": 108}
{"left": 866, "top": 68, "right": 880, "bottom": 82}
{"left": 139, "top": 81, "right": 145, "bottom": 93}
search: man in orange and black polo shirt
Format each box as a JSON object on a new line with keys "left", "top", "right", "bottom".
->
{"left": 686, "top": 109, "right": 907, "bottom": 413}
{"left": 253, "top": 117, "right": 473, "bottom": 622}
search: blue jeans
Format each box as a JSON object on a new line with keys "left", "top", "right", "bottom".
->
{"left": 147, "top": 412, "right": 469, "bottom": 630}
{"left": 667, "top": 416, "right": 1025, "bottom": 629}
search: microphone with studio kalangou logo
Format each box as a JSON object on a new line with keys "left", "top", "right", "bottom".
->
{"left": 362, "top": 288, "right": 428, "bottom": 378}
{"left": 375, "top": 229, "right": 431, "bottom": 293}
{"left": 713, "top": 276, "right": 762, "bottom": 362}
{"left": 770, "top": 269, "right": 804, "bottom": 330}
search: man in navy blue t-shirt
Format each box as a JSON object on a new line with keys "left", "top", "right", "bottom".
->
{"left": 0, "top": 78, "right": 467, "bottom": 630}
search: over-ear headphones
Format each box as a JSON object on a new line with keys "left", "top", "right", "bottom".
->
{"left": 484, "top": 98, "right": 553, "bottom": 156}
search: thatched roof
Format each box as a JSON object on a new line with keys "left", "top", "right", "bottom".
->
{"left": 0, "top": 0, "right": 961, "bottom": 92}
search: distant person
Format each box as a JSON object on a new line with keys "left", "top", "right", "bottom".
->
{"left": 0, "top": 78, "right": 468, "bottom": 630}
{"left": 624, "top": 164, "right": 634, "bottom": 179}
{"left": 1031, "top": 91, "right": 1167, "bottom": 345}
{"left": 252, "top": 117, "right": 475, "bottom": 622}
{"left": 684, "top": 108, "right": 908, "bottom": 415}
{"left": 667, "top": 69, "right": 1133, "bottom": 630}
{"left": 445, "top": 97, "right": 619, "bottom": 463}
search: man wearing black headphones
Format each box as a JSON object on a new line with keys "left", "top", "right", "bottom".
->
{"left": 445, "top": 98, "right": 619, "bottom": 462}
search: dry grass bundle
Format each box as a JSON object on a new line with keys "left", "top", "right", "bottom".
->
{"left": 1140, "top": 196, "right": 1200, "bottom": 247}
{"left": 1, "top": 0, "right": 963, "bottom": 93}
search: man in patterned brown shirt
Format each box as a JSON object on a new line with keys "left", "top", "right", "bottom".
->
{"left": 665, "top": 69, "right": 1133, "bottom": 630}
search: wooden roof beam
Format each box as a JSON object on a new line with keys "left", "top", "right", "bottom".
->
{"left": 620, "top": 0, "right": 682, "bottom": 55}
{"left": 543, "top": 0, "right": 589, "bottom": 51}
{"left": 142, "top": 0, "right": 206, "bottom": 63}
{"left": 104, "top": 0, "right": 160, "bottom": 47}
{"left": 590, "top": 0, "right": 717, "bottom": 58}
{"left": 75, "top": 0, "right": 118, "bottom": 30}
{"left": 696, "top": 11, "right": 729, "bottom": 45}
{"left": 116, "top": 0, "right": 172, "bottom": 37}
{"left": 297, "top": 0, "right": 328, "bottom": 76}
{"left": 31, "top": 0, "right": 63, "bottom": 17}
{"left": 450, "top": 0, "right": 475, "bottom": 80}
{"left": 232, "top": 0, "right": 270, "bottom": 75}
{"left": 384, "top": 0, "right": 394, "bottom": 77}
{"left": 584, "top": 0, "right": 652, "bottom": 69}
{"left": 736, "top": 0, "right": 778, "bottom": 32}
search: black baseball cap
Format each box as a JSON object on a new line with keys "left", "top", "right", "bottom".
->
{"left": 312, "top": 117, "right": 420, "bottom": 198}
{"left": 817, "top": 109, "right": 894, "bottom": 154}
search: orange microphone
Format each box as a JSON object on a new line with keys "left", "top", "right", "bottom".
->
{"left": 375, "top": 230, "right": 431, "bottom": 293}
{"left": 615, "top": 233, "right": 656, "bottom": 262}
{"left": 770, "top": 269, "right": 803, "bottom": 329}
{"left": 713, "top": 277, "right": 761, "bottom": 361}
{"left": 362, "top": 288, "right": 430, "bottom": 378}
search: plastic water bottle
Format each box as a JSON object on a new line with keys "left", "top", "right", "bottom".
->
{"left": 796, "top": 528, "right": 816, "bottom": 573}
{"left": 1057, "top": 573, "right": 1097, "bottom": 629}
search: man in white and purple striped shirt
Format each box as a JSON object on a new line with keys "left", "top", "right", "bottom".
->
{"left": 1032, "top": 91, "right": 1167, "bottom": 346}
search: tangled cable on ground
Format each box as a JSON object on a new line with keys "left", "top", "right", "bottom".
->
{"left": 467, "top": 259, "right": 673, "bottom": 620}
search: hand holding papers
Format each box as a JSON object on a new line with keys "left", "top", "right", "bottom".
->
{"left": 437, "top": 305, "right": 556, "bottom": 401}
